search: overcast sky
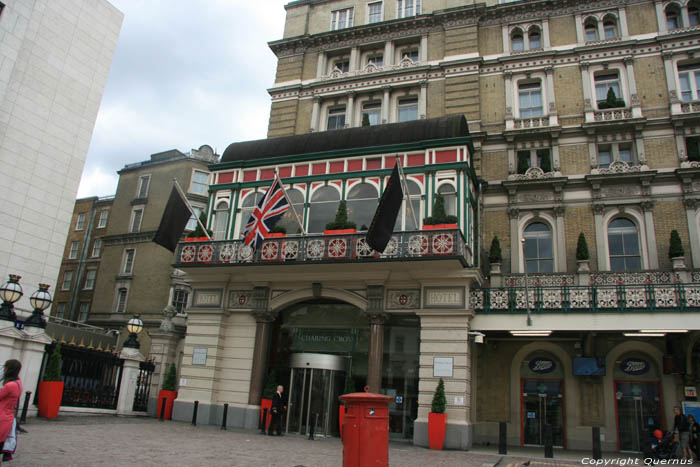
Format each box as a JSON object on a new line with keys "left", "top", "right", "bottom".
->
{"left": 77, "top": 0, "right": 290, "bottom": 198}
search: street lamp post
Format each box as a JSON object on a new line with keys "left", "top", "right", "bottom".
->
{"left": 123, "top": 315, "right": 144, "bottom": 348}
{"left": 0, "top": 275, "right": 23, "bottom": 322}
{"left": 25, "top": 284, "right": 52, "bottom": 328}
{"left": 521, "top": 239, "right": 533, "bottom": 327}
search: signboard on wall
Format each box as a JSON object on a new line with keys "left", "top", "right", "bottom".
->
{"left": 529, "top": 357, "right": 556, "bottom": 374}
{"left": 192, "top": 348, "right": 207, "bottom": 366}
{"left": 434, "top": 357, "right": 453, "bottom": 377}
{"left": 290, "top": 328, "right": 357, "bottom": 353}
{"left": 620, "top": 358, "right": 649, "bottom": 375}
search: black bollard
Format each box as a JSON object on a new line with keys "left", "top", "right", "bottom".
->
{"left": 221, "top": 403, "right": 228, "bottom": 430}
{"left": 543, "top": 423, "right": 554, "bottom": 459}
{"left": 592, "top": 426, "right": 602, "bottom": 460}
{"left": 498, "top": 421, "right": 507, "bottom": 455}
{"left": 20, "top": 391, "right": 31, "bottom": 424}
{"left": 191, "top": 401, "right": 199, "bottom": 426}
{"left": 261, "top": 408, "right": 268, "bottom": 434}
{"left": 159, "top": 397, "right": 167, "bottom": 421}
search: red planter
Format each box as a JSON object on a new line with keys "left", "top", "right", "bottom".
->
{"left": 260, "top": 398, "right": 272, "bottom": 431}
{"left": 323, "top": 229, "right": 357, "bottom": 235}
{"left": 422, "top": 224, "right": 458, "bottom": 230}
{"left": 184, "top": 237, "right": 209, "bottom": 242}
{"left": 339, "top": 404, "right": 345, "bottom": 438}
{"left": 265, "top": 233, "right": 285, "bottom": 238}
{"left": 428, "top": 412, "right": 447, "bottom": 450}
{"left": 37, "top": 381, "right": 64, "bottom": 419}
{"left": 157, "top": 389, "right": 178, "bottom": 420}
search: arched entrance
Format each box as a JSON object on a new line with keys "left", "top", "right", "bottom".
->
{"left": 613, "top": 352, "right": 663, "bottom": 452}
{"left": 520, "top": 351, "right": 566, "bottom": 447}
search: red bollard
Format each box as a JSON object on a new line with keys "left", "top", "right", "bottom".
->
{"left": 339, "top": 391, "right": 392, "bottom": 467}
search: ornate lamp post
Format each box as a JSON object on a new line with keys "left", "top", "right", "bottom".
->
{"left": 25, "top": 284, "right": 52, "bottom": 328}
{"left": 0, "top": 275, "right": 23, "bottom": 322}
{"left": 123, "top": 315, "right": 144, "bottom": 348}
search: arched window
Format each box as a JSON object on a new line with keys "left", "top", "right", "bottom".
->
{"left": 212, "top": 201, "right": 229, "bottom": 241}
{"left": 277, "top": 188, "right": 305, "bottom": 235}
{"left": 438, "top": 184, "right": 457, "bottom": 218}
{"left": 608, "top": 218, "right": 641, "bottom": 271}
{"left": 393, "top": 179, "right": 421, "bottom": 231}
{"left": 308, "top": 186, "right": 340, "bottom": 233}
{"left": 528, "top": 27, "right": 541, "bottom": 49}
{"left": 346, "top": 183, "right": 378, "bottom": 230}
{"left": 603, "top": 15, "right": 618, "bottom": 39}
{"left": 523, "top": 222, "right": 553, "bottom": 273}
{"left": 237, "top": 193, "right": 263, "bottom": 239}
{"left": 666, "top": 4, "right": 682, "bottom": 30}
{"left": 511, "top": 29, "right": 524, "bottom": 52}
{"left": 690, "top": 2, "right": 700, "bottom": 26}
{"left": 585, "top": 18, "right": 599, "bottom": 41}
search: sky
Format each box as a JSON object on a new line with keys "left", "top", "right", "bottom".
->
{"left": 77, "top": 0, "right": 290, "bottom": 198}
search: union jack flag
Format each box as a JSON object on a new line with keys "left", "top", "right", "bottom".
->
{"left": 243, "top": 174, "right": 290, "bottom": 249}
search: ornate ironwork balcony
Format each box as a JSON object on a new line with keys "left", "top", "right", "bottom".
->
{"left": 175, "top": 229, "right": 471, "bottom": 267}
{"left": 471, "top": 282, "right": 700, "bottom": 314}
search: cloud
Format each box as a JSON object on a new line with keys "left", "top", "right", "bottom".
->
{"left": 77, "top": 166, "right": 119, "bottom": 198}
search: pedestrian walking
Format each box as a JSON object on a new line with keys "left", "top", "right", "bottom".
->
{"left": 674, "top": 405, "right": 695, "bottom": 462}
{"left": 0, "top": 360, "right": 22, "bottom": 464}
{"left": 689, "top": 414, "right": 699, "bottom": 461}
{"left": 268, "top": 385, "right": 285, "bottom": 436}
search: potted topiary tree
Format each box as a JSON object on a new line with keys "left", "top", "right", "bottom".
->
{"left": 38, "top": 343, "right": 64, "bottom": 418}
{"left": 260, "top": 369, "right": 277, "bottom": 432}
{"left": 324, "top": 200, "right": 357, "bottom": 234}
{"left": 669, "top": 229, "right": 686, "bottom": 270}
{"left": 489, "top": 236, "right": 502, "bottom": 275}
{"left": 576, "top": 232, "right": 590, "bottom": 273}
{"left": 185, "top": 212, "right": 213, "bottom": 242}
{"left": 423, "top": 193, "right": 458, "bottom": 229}
{"left": 157, "top": 363, "right": 178, "bottom": 420}
{"left": 428, "top": 378, "right": 447, "bottom": 450}
{"left": 598, "top": 87, "right": 625, "bottom": 109}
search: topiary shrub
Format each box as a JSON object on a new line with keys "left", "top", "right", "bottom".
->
{"left": 43, "top": 344, "right": 62, "bottom": 381}
{"left": 488, "top": 236, "right": 502, "bottom": 264}
{"left": 269, "top": 224, "right": 287, "bottom": 234}
{"left": 325, "top": 201, "right": 357, "bottom": 231}
{"left": 576, "top": 232, "right": 590, "bottom": 261}
{"left": 431, "top": 378, "right": 446, "bottom": 414}
{"left": 598, "top": 87, "right": 625, "bottom": 109}
{"left": 669, "top": 230, "right": 685, "bottom": 259}
{"left": 186, "top": 212, "right": 213, "bottom": 238}
{"left": 162, "top": 363, "right": 177, "bottom": 391}
{"left": 424, "top": 193, "right": 456, "bottom": 226}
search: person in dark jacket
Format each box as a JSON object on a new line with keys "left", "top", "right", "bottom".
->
{"left": 674, "top": 406, "right": 695, "bottom": 462}
{"left": 268, "top": 385, "right": 285, "bottom": 436}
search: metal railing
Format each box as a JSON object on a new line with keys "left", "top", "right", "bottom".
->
{"left": 132, "top": 360, "right": 155, "bottom": 412}
{"left": 175, "top": 229, "right": 471, "bottom": 267}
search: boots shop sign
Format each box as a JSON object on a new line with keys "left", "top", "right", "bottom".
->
{"left": 529, "top": 357, "right": 556, "bottom": 374}
{"left": 620, "top": 358, "right": 649, "bottom": 375}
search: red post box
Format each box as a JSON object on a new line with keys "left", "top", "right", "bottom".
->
{"left": 339, "top": 391, "right": 392, "bottom": 467}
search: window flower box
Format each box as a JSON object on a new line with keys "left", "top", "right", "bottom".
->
{"left": 184, "top": 237, "right": 209, "bottom": 242}
{"left": 323, "top": 229, "right": 357, "bottom": 235}
{"left": 422, "top": 223, "right": 457, "bottom": 230}
{"left": 265, "top": 233, "right": 285, "bottom": 238}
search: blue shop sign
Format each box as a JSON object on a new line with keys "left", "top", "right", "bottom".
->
{"left": 529, "top": 357, "right": 556, "bottom": 374}
{"left": 620, "top": 358, "right": 649, "bottom": 375}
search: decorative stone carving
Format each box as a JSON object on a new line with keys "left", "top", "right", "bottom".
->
{"left": 596, "top": 160, "right": 643, "bottom": 175}
{"left": 592, "top": 204, "right": 606, "bottom": 215}
{"left": 228, "top": 290, "right": 252, "bottom": 309}
{"left": 601, "top": 185, "right": 642, "bottom": 197}
{"left": 508, "top": 207, "right": 520, "bottom": 219}
{"left": 159, "top": 305, "right": 177, "bottom": 332}
{"left": 516, "top": 192, "right": 554, "bottom": 203}
{"left": 508, "top": 167, "right": 559, "bottom": 180}
{"left": 386, "top": 290, "right": 420, "bottom": 309}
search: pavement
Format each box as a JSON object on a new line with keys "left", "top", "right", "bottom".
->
{"left": 6, "top": 415, "right": 638, "bottom": 467}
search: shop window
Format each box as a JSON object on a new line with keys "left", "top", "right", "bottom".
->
{"left": 518, "top": 81, "right": 543, "bottom": 117}
{"left": 608, "top": 218, "right": 641, "bottom": 271}
{"left": 327, "top": 107, "right": 346, "bottom": 130}
{"left": 397, "top": 97, "right": 418, "bottom": 122}
{"left": 277, "top": 188, "right": 305, "bottom": 234}
{"left": 523, "top": 222, "right": 554, "bottom": 273}
{"left": 595, "top": 71, "right": 625, "bottom": 108}
{"left": 308, "top": 186, "right": 340, "bottom": 233}
{"left": 678, "top": 62, "right": 700, "bottom": 102}
{"left": 331, "top": 7, "right": 354, "bottom": 30}
{"left": 346, "top": 183, "right": 379, "bottom": 229}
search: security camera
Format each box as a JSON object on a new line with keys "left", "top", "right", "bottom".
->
{"left": 474, "top": 334, "right": 484, "bottom": 344}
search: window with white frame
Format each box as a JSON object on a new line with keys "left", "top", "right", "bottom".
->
{"left": 75, "top": 213, "right": 86, "bottom": 231}
{"left": 400, "top": 48, "right": 419, "bottom": 63}
{"left": 584, "top": 18, "right": 599, "bottom": 41}
{"left": 308, "top": 186, "right": 340, "bottom": 233}
{"left": 438, "top": 184, "right": 457, "bottom": 218}
{"left": 691, "top": 4, "right": 700, "bottom": 26}
{"left": 277, "top": 188, "right": 305, "bottom": 234}
{"left": 115, "top": 287, "right": 128, "bottom": 313}
{"left": 362, "top": 102, "right": 381, "bottom": 126}
{"left": 666, "top": 4, "right": 682, "bottom": 30}
{"left": 97, "top": 209, "right": 109, "bottom": 228}
{"left": 330, "top": 57, "right": 350, "bottom": 73}
{"left": 397, "top": 0, "right": 420, "bottom": 18}
{"left": 511, "top": 28, "right": 524, "bottom": 52}
{"left": 172, "top": 289, "right": 189, "bottom": 314}
{"left": 607, "top": 218, "right": 641, "bottom": 271}
{"left": 238, "top": 193, "right": 262, "bottom": 239}
{"left": 518, "top": 81, "right": 543, "bottom": 117}
{"left": 122, "top": 248, "right": 135, "bottom": 275}
{"left": 327, "top": 107, "right": 346, "bottom": 130}
{"left": 397, "top": 97, "right": 418, "bottom": 122}
{"left": 603, "top": 15, "right": 619, "bottom": 39}
{"left": 137, "top": 175, "right": 150, "bottom": 198}
{"left": 517, "top": 148, "right": 551, "bottom": 173}
{"left": 130, "top": 207, "right": 143, "bottom": 233}
{"left": 594, "top": 71, "right": 624, "bottom": 108}
{"left": 366, "top": 53, "right": 383, "bottom": 67}
{"left": 331, "top": 7, "right": 354, "bottom": 30}
{"left": 523, "top": 222, "right": 554, "bottom": 273}
{"left": 62, "top": 270, "right": 73, "bottom": 291}
{"left": 213, "top": 201, "right": 229, "bottom": 241}
{"left": 78, "top": 302, "right": 90, "bottom": 322}
{"left": 56, "top": 303, "right": 66, "bottom": 319}
{"left": 597, "top": 142, "right": 634, "bottom": 168}
{"left": 528, "top": 27, "right": 542, "bottom": 49}
{"left": 394, "top": 179, "right": 421, "bottom": 231}
{"left": 191, "top": 170, "right": 209, "bottom": 196}
{"left": 91, "top": 239, "right": 102, "bottom": 258}
{"left": 678, "top": 62, "right": 700, "bottom": 102}
{"left": 83, "top": 269, "right": 96, "bottom": 290}
{"left": 368, "top": 1, "right": 382, "bottom": 23}
{"left": 186, "top": 207, "right": 204, "bottom": 231}
{"left": 346, "top": 183, "right": 379, "bottom": 229}
{"left": 68, "top": 241, "right": 79, "bottom": 259}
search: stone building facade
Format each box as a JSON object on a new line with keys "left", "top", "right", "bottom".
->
{"left": 163, "top": 0, "right": 700, "bottom": 454}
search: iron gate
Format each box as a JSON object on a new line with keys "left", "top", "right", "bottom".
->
{"left": 132, "top": 360, "right": 155, "bottom": 412}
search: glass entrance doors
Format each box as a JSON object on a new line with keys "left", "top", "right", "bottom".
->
{"left": 614, "top": 381, "right": 662, "bottom": 451}
{"left": 521, "top": 379, "right": 565, "bottom": 447}
{"left": 286, "top": 353, "right": 347, "bottom": 437}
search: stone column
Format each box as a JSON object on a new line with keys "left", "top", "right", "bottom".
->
{"left": 625, "top": 57, "right": 643, "bottom": 118}
{"left": 317, "top": 53, "right": 326, "bottom": 78}
{"left": 420, "top": 35, "right": 428, "bottom": 63}
{"left": 117, "top": 346, "right": 145, "bottom": 416}
{"left": 419, "top": 81, "right": 427, "bottom": 119}
{"left": 363, "top": 285, "right": 386, "bottom": 394}
{"left": 381, "top": 86, "right": 391, "bottom": 124}
{"left": 642, "top": 201, "right": 659, "bottom": 269}
{"left": 384, "top": 41, "right": 394, "bottom": 67}
{"left": 554, "top": 206, "right": 567, "bottom": 272}
{"left": 310, "top": 96, "right": 321, "bottom": 132}
{"left": 593, "top": 204, "right": 607, "bottom": 269}
{"left": 346, "top": 91, "right": 356, "bottom": 128}
{"left": 545, "top": 67, "right": 558, "bottom": 126}
{"left": 247, "top": 286, "right": 275, "bottom": 406}
{"left": 504, "top": 72, "right": 514, "bottom": 130}
{"left": 349, "top": 46, "right": 359, "bottom": 72}
{"left": 509, "top": 207, "right": 520, "bottom": 272}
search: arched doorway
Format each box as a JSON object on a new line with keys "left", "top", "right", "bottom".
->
{"left": 520, "top": 351, "right": 566, "bottom": 447}
{"left": 613, "top": 352, "right": 663, "bottom": 452}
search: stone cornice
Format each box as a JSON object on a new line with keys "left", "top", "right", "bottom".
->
{"left": 102, "top": 231, "right": 157, "bottom": 246}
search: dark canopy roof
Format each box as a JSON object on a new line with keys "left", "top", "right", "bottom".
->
{"left": 221, "top": 115, "right": 469, "bottom": 164}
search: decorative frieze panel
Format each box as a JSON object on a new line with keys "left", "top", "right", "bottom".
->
{"left": 591, "top": 271, "right": 674, "bottom": 285}
{"left": 505, "top": 274, "right": 575, "bottom": 287}
{"left": 228, "top": 290, "right": 252, "bottom": 309}
{"left": 386, "top": 290, "right": 421, "bottom": 310}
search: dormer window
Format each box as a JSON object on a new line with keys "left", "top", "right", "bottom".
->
{"left": 331, "top": 8, "right": 354, "bottom": 30}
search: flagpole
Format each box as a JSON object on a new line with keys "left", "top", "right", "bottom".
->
{"left": 275, "top": 171, "right": 306, "bottom": 235}
{"left": 395, "top": 156, "right": 419, "bottom": 230}
{"left": 173, "top": 179, "right": 213, "bottom": 241}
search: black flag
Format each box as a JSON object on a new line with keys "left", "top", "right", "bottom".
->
{"left": 366, "top": 164, "right": 404, "bottom": 253}
{"left": 153, "top": 186, "right": 193, "bottom": 252}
